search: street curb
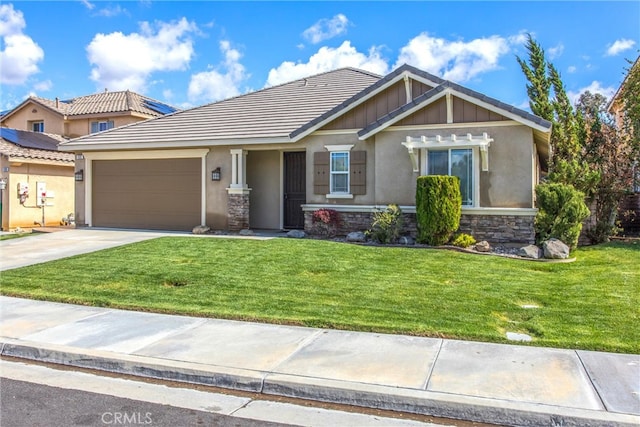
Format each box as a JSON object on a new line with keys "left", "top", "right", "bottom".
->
{"left": 2, "top": 338, "right": 639, "bottom": 427}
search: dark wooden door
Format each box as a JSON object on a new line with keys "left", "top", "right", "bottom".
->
{"left": 283, "top": 152, "right": 306, "bottom": 229}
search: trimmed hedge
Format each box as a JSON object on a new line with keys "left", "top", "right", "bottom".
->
{"left": 535, "top": 183, "right": 590, "bottom": 249}
{"left": 416, "top": 176, "right": 462, "bottom": 245}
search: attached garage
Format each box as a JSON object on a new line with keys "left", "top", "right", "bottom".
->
{"left": 91, "top": 157, "right": 201, "bottom": 231}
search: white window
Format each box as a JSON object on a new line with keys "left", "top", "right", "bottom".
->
{"left": 330, "top": 151, "right": 350, "bottom": 194}
{"left": 91, "top": 120, "right": 114, "bottom": 133}
{"left": 31, "top": 121, "right": 44, "bottom": 132}
{"left": 427, "top": 148, "right": 474, "bottom": 206}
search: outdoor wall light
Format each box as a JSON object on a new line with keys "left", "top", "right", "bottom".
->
{"left": 75, "top": 169, "right": 84, "bottom": 182}
{"left": 211, "top": 167, "right": 221, "bottom": 181}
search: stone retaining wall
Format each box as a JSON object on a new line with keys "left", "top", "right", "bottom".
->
{"left": 304, "top": 210, "right": 535, "bottom": 244}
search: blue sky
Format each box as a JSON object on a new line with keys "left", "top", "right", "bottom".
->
{"left": 1, "top": 1, "right": 638, "bottom": 112}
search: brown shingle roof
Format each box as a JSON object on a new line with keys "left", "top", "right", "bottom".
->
{"left": 22, "top": 91, "right": 177, "bottom": 118}
{"left": 61, "top": 68, "right": 381, "bottom": 149}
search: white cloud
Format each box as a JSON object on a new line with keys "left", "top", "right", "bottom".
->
{"left": 568, "top": 81, "right": 616, "bottom": 106}
{"left": 81, "top": 0, "right": 95, "bottom": 10}
{"left": 95, "top": 4, "right": 128, "bottom": 18}
{"left": 303, "top": 14, "right": 350, "bottom": 44}
{"left": 548, "top": 43, "right": 564, "bottom": 60}
{"left": 567, "top": 65, "right": 577, "bottom": 74}
{"left": 267, "top": 41, "right": 388, "bottom": 86}
{"left": 33, "top": 79, "right": 52, "bottom": 91}
{"left": 162, "top": 89, "right": 173, "bottom": 100}
{"left": 0, "top": 4, "right": 44, "bottom": 85}
{"left": 187, "top": 40, "right": 248, "bottom": 103}
{"left": 86, "top": 17, "right": 197, "bottom": 92}
{"left": 394, "top": 32, "right": 511, "bottom": 83}
{"left": 605, "top": 38, "right": 636, "bottom": 56}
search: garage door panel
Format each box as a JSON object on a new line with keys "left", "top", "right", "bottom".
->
{"left": 93, "top": 158, "right": 201, "bottom": 231}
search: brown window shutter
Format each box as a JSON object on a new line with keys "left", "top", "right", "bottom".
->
{"left": 313, "top": 151, "right": 330, "bottom": 194}
{"left": 350, "top": 150, "right": 366, "bottom": 195}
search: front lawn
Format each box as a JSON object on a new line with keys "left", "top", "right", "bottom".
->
{"left": 1, "top": 237, "right": 638, "bottom": 353}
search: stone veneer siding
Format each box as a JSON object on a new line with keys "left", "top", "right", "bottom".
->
{"left": 304, "top": 210, "right": 535, "bottom": 244}
{"left": 228, "top": 193, "right": 250, "bottom": 231}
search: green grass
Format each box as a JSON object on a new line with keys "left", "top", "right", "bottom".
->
{"left": 0, "top": 232, "right": 34, "bottom": 241}
{"left": 1, "top": 237, "right": 638, "bottom": 353}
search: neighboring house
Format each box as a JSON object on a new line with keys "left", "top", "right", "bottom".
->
{"left": 0, "top": 128, "right": 75, "bottom": 230}
{"left": 59, "top": 65, "right": 552, "bottom": 244}
{"left": 607, "top": 56, "right": 640, "bottom": 235}
{"left": 0, "top": 90, "right": 177, "bottom": 139}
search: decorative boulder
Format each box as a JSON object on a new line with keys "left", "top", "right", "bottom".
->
{"left": 398, "top": 236, "right": 415, "bottom": 245}
{"left": 346, "top": 231, "right": 367, "bottom": 243}
{"left": 519, "top": 244, "right": 543, "bottom": 259}
{"left": 192, "top": 225, "right": 210, "bottom": 235}
{"left": 543, "top": 238, "right": 570, "bottom": 259}
{"left": 287, "top": 230, "right": 306, "bottom": 239}
{"left": 475, "top": 240, "right": 491, "bottom": 252}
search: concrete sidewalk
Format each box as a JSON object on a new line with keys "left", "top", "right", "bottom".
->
{"left": 1, "top": 296, "right": 638, "bottom": 427}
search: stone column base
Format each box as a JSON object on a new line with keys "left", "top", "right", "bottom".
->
{"left": 228, "top": 193, "right": 250, "bottom": 231}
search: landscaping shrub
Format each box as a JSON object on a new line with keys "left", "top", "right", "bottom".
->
{"left": 416, "top": 176, "right": 462, "bottom": 245}
{"left": 535, "top": 183, "right": 590, "bottom": 249}
{"left": 367, "top": 204, "right": 404, "bottom": 244}
{"left": 311, "top": 208, "right": 341, "bottom": 237}
{"left": 451, "top": 233, "right": 476, "bottom": 248}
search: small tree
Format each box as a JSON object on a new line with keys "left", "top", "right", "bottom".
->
{"left": 535, "top": 183, "right": 590, "bottom": 249}
{"left": 416, "top": 176, "right": 461, "bottom": 246}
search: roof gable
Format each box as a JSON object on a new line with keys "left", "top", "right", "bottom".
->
{"left": 357, "top": 80, "right": 552, "bottom": 140}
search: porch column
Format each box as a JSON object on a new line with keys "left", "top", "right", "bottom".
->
{"left": 227, "top": 149, "right": 251, "bottom": 231}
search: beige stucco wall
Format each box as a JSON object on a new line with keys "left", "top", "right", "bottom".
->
{"left": 303, "top": 124, "right": 536, "bottom": 209}
{"left": 247, "top": 150, "right": 281, "bottom": 229}
{"left": 65, "top": 115, "right": 147, "bottom": 139}
{"left": 302, "top": 133, "right": 375, "bottom": 205}
{"left": 205, "top": 147, "right": 231, "bottom": 229}
{"left": 2, "top": 103, "right": 64, "bottom": 135}
{"left": 1, "top": 102, "right": 151, "bottom": 138}
{"left": 1, "top": 161, "right": 74, "bottom": 230}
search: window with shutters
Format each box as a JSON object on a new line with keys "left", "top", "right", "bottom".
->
{"left": 314, "top": 145, "right": 366, "bottom": 198}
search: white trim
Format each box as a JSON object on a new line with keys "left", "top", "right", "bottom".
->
{"left": 227, "top": 187, "right": 252, "bottom": 195}
{"left": 82, "top": 149, "right": 209, "bottom": 161}
{"left": 382, "top": 120, "right": 522, "bottom": 133}
{"left": 312, "top": 129, "right": 359, "bottom": 136}
{"left": 325, "top": 194, "right": 354, "bottom": 199}
{"left": 404, "top": 74, "right": 411, "bottom": 101}
{"left": 324, "top": 144, "right": 354, "bottom": 152}
{"left": 446, "top": 92, "right": 453, "bottom": 124}
{"left": 60, "top": 136, "right": 293, "bottom": 151}
{"left": 201, "top": 156, "right": 207, "bottom": 226}
{"left": 301, "top": 204, "right": 537, "bottom": 216}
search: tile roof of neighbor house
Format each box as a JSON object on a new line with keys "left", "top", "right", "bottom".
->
{"left": 60, "top": 68, "right": 382, "bottom": 148}
{"left": 4, "top": 91, "right": 177, "bottom": 120}
{"left": 0, "top": 128, "right": 74, "bottom": 163}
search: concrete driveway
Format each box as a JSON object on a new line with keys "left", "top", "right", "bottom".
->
{"left": 0, "top": 228, "right": 176, "bottom": 271}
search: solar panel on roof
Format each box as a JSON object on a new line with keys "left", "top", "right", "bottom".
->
{"left": 0, "top": 128, "right": 62, "bottom": 151}
{"left": 143, "top": 100, "right": 176, "bottom": 115}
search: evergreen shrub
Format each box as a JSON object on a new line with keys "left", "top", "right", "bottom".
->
{"left": 367, "top": 204, "right": 404, "bottom": 244}
{"left": 535, "top": 183, "right": 590, "bottom": 249}
{"left": 416, "top": 176, "right": 462, "bottom": 245}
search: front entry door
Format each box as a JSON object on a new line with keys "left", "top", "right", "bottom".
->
{"left": 283, "top": 151, "right": 306, "bottom": 229}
